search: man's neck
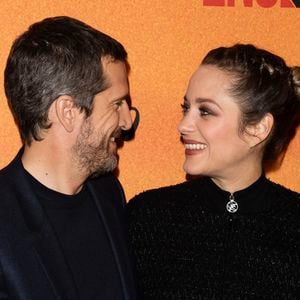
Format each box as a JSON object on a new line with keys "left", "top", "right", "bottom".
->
{"left": 22, "top": 142, "right": 86, "bottom": 195}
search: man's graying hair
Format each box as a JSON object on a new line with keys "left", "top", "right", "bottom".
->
{"left": 4, "top": 16, "right": 127, "bottom": 145}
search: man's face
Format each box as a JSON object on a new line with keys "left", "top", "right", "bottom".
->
{"left": 72, "top": 58, "right": 132, "bottom": 178}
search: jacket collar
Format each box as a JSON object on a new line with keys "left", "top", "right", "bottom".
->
{"left": 87, "top": 175, "right": 136, "bottom": 300}
{"left": 7, "top": 149, "right": 79, "bottom": 299}
{"left": 7, "top": 148, "right": 135, "bottom": 300}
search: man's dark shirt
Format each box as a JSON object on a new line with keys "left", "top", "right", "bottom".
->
{"left": 25, "top": 169, "right": 122, "bottom": 299}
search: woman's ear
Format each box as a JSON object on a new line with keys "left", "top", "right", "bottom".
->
{"left": 245, "top": 113, "right": 274, "bottom": 148}
{"left": 54, "top": 95, "right": 77, "bottom": 132}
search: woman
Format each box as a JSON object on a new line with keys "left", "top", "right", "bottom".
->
{"left": 127, "top": 44, "right": 300, "bottom": 299}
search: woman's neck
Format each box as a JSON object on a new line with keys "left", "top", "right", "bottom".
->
{"left": 210, "top": 165, "right": 263, "bottom": 193}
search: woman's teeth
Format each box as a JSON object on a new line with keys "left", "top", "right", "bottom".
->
{"left": 185, "top": 143, "right": 207, "bottom": 150}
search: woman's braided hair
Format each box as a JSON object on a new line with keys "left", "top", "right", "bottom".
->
{"left": 202, "top": 44, "right": 300, "bottom": 168}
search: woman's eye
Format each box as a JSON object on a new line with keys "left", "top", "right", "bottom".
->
{"left": 181, "top": 103, "right": 189, "bottom": 113}
{"left": 199, "top": 107, "right": 212, "bottom": 116}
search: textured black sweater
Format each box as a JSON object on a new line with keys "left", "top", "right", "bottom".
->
{"left": 127, "top": 176, "right": 300, "bottom": 299}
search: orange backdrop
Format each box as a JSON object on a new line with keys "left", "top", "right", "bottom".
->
{"left": 0, "top": 0, "right": 299, "bottom": 199}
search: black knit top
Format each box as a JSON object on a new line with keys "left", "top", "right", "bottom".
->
{"left": 127, "top": 176, "right": 300, "bottom": 299}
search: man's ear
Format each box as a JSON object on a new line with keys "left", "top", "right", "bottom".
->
{"left": 245, "top": 113, "right": 274, "bottom": 148}
{"left": 54, "top": 95, "right": 78, "bottom": 132}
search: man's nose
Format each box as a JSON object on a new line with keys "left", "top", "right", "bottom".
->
{"left": 119, "top": 103, "right": 133, "bottom": 131}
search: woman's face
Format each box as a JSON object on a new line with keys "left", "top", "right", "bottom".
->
{"left": 178, "top": 64, "right": 257, "bottom": 179}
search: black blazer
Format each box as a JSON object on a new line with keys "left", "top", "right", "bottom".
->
{"left": 0, "top": 151, "right": 136, "bottom": 299}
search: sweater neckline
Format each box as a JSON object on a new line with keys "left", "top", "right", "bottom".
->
{"left": 22, "top": 163, "right": 88, "bottom": 209}
{"left": 200, "top": 174, "right": 272, "bottom": 214}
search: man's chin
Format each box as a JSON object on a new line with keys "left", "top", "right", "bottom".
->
{"left": 88, "top": 156, "right": 118, "bottom": 178}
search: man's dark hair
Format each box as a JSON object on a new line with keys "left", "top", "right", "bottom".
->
{"left": 4, "top": 16, "right": 127, "bottom": 145}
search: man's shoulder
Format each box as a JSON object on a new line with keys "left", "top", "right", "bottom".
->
{"left": 0, "top": 157, "right": 26, "bottom": 240}
{"left": 0, "top": 150, "right": 22, "bottom": 183}
{"left": 0, "top": 157, "right": 20, "bottom": 193}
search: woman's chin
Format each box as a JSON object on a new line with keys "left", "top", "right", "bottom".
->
{"left": 183, "top": 163, "right": 204, "bottom": 176}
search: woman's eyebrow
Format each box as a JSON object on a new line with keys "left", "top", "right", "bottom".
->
{"left": 184, "top": 95, "right": 222, "bottom": 110}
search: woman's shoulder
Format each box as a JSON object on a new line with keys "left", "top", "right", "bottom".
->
{"left": 269, "top": 180, "right": 300, "bottom": 204}
{"left": 267, "top": 180, "right": 300, "bottom": 222}
{"left": 127, "top": 177, "right": 207, "bottom": 211}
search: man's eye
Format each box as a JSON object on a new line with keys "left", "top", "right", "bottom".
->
{"left": 115, "top": 100, "right": 125, "bottom": 109}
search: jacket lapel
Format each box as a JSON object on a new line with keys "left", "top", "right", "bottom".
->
{"left": 9, "top": 152, "right": 79, "bottom": 300}
{"left": 87, "top": 174, "right": 136, "bottom": 300}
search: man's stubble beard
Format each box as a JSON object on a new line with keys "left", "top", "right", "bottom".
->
{"left": 72, "top": 118, "right": 118, "bottom": 179}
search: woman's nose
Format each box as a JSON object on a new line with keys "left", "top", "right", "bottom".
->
{"left": 177, "top": 114, "right": 195, "bottom": 135}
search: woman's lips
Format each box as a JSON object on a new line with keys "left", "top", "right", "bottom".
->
{"left": 183, "top": 140, "right": 207, "bottom": 155}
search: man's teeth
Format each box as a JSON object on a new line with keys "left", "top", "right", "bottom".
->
{"left": 185, "top": 143, "right": 207, "bottom": 150}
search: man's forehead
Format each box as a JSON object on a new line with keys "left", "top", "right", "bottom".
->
{"left": 101, "top": 58, "right": 127, "bottom": 84}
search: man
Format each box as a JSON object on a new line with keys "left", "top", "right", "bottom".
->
{"left": 0, "top": 16, "right": 136, "bottom": 299}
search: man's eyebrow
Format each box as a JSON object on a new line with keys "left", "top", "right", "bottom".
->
{"left": 113, "top": 94, "right": 130, "bottom": 102}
